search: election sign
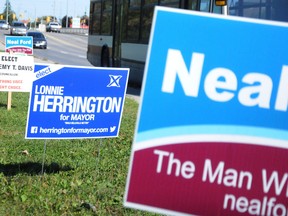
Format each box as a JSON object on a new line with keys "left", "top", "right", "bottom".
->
{"left": 0, "top": 53, "right": 34, "bottom": 92}
{"left": 25, "top": 64, "right": 129, "bottom": 139}
{"left": 5, "top": 36, "right": 33, "bottom": 55}
{"left": 124, "top": 7, "right": 288, "bottom": 216}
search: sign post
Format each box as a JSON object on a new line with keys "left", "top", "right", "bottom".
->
{"left": 7, "top": 91, "right": 12, "bottom": 110}
{"left": 124, "top": 7, "right": 288, "bottom": 216}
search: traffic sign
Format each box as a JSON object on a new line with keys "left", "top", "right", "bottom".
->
{"left": 124, "top": 7, "right": 288, "bottom": 216}
{"left": 5, "top": 36, "right": 33, "bottom": 55}
{"left": 26, "top": 64, "right": 129, "bottom": 139}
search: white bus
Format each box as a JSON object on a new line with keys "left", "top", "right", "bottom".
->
{"left": 87, "top": 0, "right": 288, "bottom": 86}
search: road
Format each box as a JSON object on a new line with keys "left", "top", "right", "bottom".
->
{"left": 0, "top": 29, "right": 93, "bottom": 67}
{"left": 0, "top": 29, "right": 141, "bottom": 101}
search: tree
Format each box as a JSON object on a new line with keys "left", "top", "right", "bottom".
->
{"left": 61, "top": 15, "right": 72, "bottom": 28}
{"left": 81, "top": 15, "right": 89, "bottom": 27}
{"left": 41, "top": 15, "right": 58, "bottom": 24}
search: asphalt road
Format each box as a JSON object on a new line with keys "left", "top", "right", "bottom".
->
{"left": 0, "top": 29, "right": 141, "bottom": 102}
{"left": 0, "top": 29, "right": 92, "bottom": 66}
{"left": 36, "top": 32, "right": 93, "bottom": 66}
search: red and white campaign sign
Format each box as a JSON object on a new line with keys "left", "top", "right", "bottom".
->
{"left": 0, "top": 53, "right": 34, "bottom": 92}
{"left": 124, "top": 7, "right": 288, "bottom": 216}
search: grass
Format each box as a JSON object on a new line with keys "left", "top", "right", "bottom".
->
{"left": 0, "top": 92, "right": 154, "bottom": 215}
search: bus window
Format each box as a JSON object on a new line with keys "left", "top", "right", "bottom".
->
{"left": 89, "top": 1, "right": 112, "bottom": 35}
{"left": 272, "top": 0, "right": 288, "bottom": 22}
{"left": 187, "top": 0, "right": 199, "bottom": 10}
{"left": 200, "top": 0, "right": 210, "bottom": 11}
{"left": 212, "top": 4, "right": 222, "bottom": 13}
{"left": 126, "top": 1, "right": 141, "bottom": 42}
{"left": 199, "top": 0, "right": 222, "bottom": 13}
{"left": 130, "top": 0, "right": 142, "bottom": 6}
{"left": 145, "top": 0, "right": 158, "bottom": 3}
{"left": 142, "top": 3, "right": 156, "bottom": 43}
{"left": 160, "top": 0, "right": 180, "bottom": 8}
{"left": 142, "top": 1, "right": 181, "bottom": 43}
{"left": 229, "top": 0, "right": 288, "bottom": 22}
{"left": 101, "top": 0, "right": 113, "bottom": 35}
{"left": 90, "top": 2, "right": 101, "bottom": 35}
{"left": 229, "top": 0, "right": 269, "bottom": 18}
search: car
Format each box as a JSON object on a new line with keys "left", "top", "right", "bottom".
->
{"left": 10, "top": 21, "right": 27, "bottom": 35}
{"left": 46, "top": 22, "right": 62, "bottom": 33}
{"left": 0, "top": 20, "right": 9, "bottom": 30}
{"left": 26, "top": 31, "right": 47, "bottom": 49}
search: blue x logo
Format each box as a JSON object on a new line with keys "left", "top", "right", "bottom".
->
{"left": 107, "top": 75, "right": 122, "bottom": 87}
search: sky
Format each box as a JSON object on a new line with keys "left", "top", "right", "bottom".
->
{"left": 3, "top": 0, "right": 90, "bottom": 20}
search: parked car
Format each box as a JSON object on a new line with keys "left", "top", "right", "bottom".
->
{"left": 10, "top": 21, "right": 27, "bottom": 35}
{"left": 0, "top": 20, "right": 9, "bottom": 29}
{"left": 26, "top": 31, "right": 47, "bottom": 49}
{"left": 46, "top": 22, "right": 62, "bottom": 33}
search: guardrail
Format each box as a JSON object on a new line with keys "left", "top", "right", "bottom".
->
{"left": 60, "top": 28, "right": 88, "bottom": 36}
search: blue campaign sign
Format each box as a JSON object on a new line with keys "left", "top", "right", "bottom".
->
{"left": 125, "top": 7, "right": 288, "bottom": 216}
{"left": 25, "top": 64, "right": 129, "bottom": 139}
{"left": 136, "top": 8, "right": 288, "bottom": 143}
{"left": 5, "top": 36, "right": 33, "bottom": 55}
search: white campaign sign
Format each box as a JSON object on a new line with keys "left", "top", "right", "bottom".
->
{"left": 0, "top": 53, "right": 34, "bottom": 92}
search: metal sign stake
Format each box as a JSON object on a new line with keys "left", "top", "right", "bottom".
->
{"left": 41, "top": 139, "right": 48, "bottom": 176}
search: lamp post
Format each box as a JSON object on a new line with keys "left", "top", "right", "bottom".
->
{"left": 34, "top": 7, "right": 36, "bottom": 29}
{"left": 66, "top": 0, "right": 68, "bottom": 28}
{"left": 6, "top": 0, "right": 8, "bottom": 23}
{"left": 53, "top": 0, "right": 56, "bottom": 21}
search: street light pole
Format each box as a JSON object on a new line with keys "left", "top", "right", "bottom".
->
{"left": 53, "top": 0, "right": 56, "bottom": 21}
{"left": 34, "top": 7, "right": 36, "bottom": 29}
{"left": 6, "top": 0, "right": 8, "bottom": 23}
{"left": 66, "top": 0, "right": 68, "bottom": 28}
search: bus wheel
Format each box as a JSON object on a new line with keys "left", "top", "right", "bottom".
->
{"left": 101, "top": 45, "right": 110, "bottom": 67}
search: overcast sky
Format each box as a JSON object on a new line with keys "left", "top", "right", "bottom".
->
{"left": 3, "top": 0, "right": 90, "bottom": 20}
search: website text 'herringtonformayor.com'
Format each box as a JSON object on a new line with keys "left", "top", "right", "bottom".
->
{"left": 30, "top": 126, "right": 110, "bottom": 135}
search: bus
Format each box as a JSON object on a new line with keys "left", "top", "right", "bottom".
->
{"left": 87, "top": 0, "right": 288, "bottom": 86}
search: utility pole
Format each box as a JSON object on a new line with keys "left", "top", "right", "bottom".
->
{"left": 6, "top": 0, "right": 8, "bottom": 23}
{"left": 66, "top": 0, "right": 68, "bottom": 28}
{"left": 53, "top": 0, "right": 56, "bottom": 21}
{"left": 34, "top": 7, "right": 36, "bottom": 29}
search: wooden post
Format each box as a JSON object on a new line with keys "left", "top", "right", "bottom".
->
{"left": 7, "top": 91, "right": 12, "bottom": 110}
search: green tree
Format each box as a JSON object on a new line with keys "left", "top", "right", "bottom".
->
{"left": 61, "top": 15, "right": 72, "bottom": 28}
{"left": 81, "top": 15, "right": 89, "bottom": 26}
